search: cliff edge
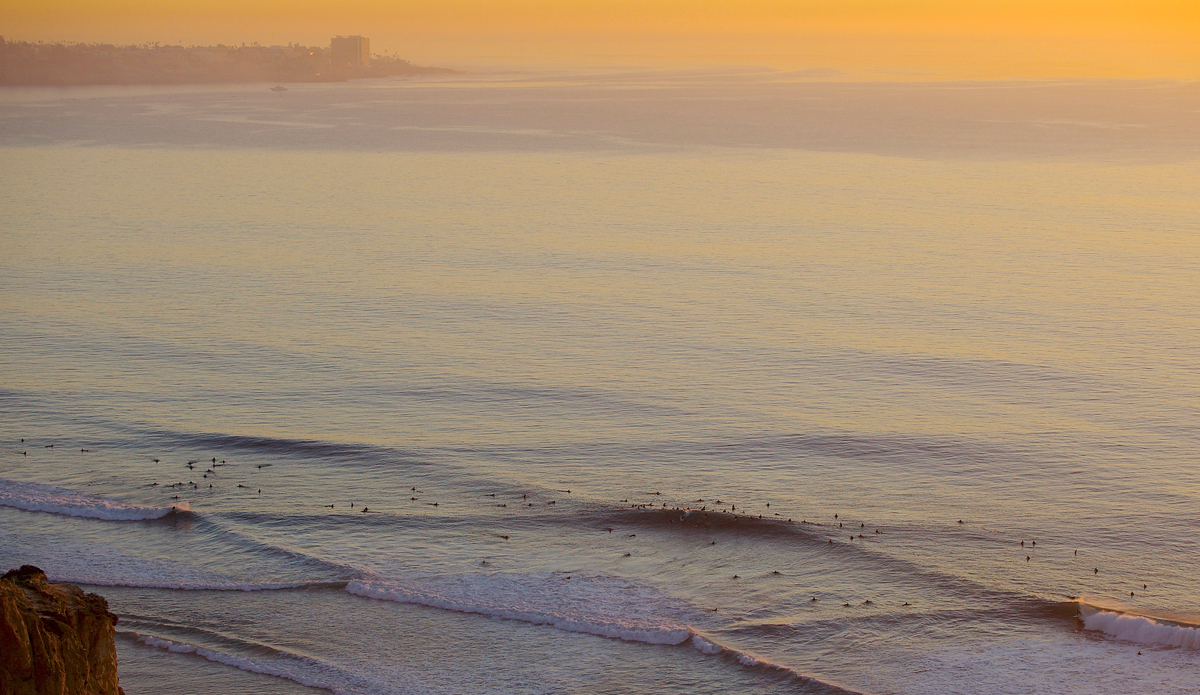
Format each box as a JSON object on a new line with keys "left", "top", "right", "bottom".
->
{"left": 0, "top": 565, "right": 124, "bottom": 695}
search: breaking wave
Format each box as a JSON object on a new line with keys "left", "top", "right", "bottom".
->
{"left": 1080, "top": 603, "right": 1200, "bottom": 650}
{"left": 0, "top": 478, "right": 189, "bottom": 521}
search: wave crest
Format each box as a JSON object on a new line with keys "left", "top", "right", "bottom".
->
{"left": 128, "top": 632, "right": 347, "bottom": 694}
{"left": 1081, "top": 604, "right": 1200, "bottom": 650}
{"left": 346, "top": 574, "right": 860, "bottom": 692}
{"left": 0, "top": 478, "right": 189, "bottom": 521}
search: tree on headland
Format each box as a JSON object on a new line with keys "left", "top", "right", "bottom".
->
{"left": 0, "top": 39, "right": 457, "bottom": 86}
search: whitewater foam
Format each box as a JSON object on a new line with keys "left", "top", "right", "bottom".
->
{"left": 0, "top": 478, "right": 189, "bottom": 521}
{"left": 1081, "top": 604, "right": 1200, "bottom": 650}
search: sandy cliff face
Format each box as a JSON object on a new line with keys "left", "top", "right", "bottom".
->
{"left": 0, "top": 565, "right": 124, "bottom": 695}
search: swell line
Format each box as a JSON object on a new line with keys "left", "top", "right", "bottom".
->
{"left": 345, "top": 577, "right": 862, "bottom": 694}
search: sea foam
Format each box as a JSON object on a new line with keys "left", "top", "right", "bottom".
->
{"left": 1081, "top": 604, "right": 1200, "bottom": 650}
{"left": 0, "top": 478, "right": 188, "bottom": 521}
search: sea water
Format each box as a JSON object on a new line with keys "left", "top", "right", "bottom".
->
{"left": 2, "top": 70, "right": 1200, "bottom": 694}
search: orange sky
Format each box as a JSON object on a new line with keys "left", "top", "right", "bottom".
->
{"left": 4, "top": 0, "right": 1199, "bottom": 77}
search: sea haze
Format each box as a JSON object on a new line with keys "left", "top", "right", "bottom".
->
{"left": 2, "top": 69, "right": 1199, "bottom": 695}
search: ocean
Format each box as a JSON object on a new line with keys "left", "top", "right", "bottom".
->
{"left": 2, "top": 69, "right": 1199, "bottom": 695}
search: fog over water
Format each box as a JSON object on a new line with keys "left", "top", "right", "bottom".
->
{"left": 2, "top": 70, "right": 1200, "bottom": 695}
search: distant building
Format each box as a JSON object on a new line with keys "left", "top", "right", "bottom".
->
{"left": 330, "top": 36, "right": 369, "bottom": 69}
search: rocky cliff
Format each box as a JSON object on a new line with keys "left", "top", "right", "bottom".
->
{"left": 0, "top": 565, "right": 124, "bottom": 695}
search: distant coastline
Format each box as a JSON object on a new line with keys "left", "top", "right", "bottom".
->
{"left": 0, "top": 37, "right": 459, "bottom": 87}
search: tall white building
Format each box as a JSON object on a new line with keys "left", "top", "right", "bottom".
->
{"left": 330, "top": 36, "right": 369, "bottom": 69}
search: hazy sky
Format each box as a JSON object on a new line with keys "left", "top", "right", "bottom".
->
{"left": 4, "top": 0, "right": 1199, "bottom": 77}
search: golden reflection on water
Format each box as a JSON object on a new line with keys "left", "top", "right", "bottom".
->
{"left": 2, "top": 146, "right": 1199, "bottom": 451}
